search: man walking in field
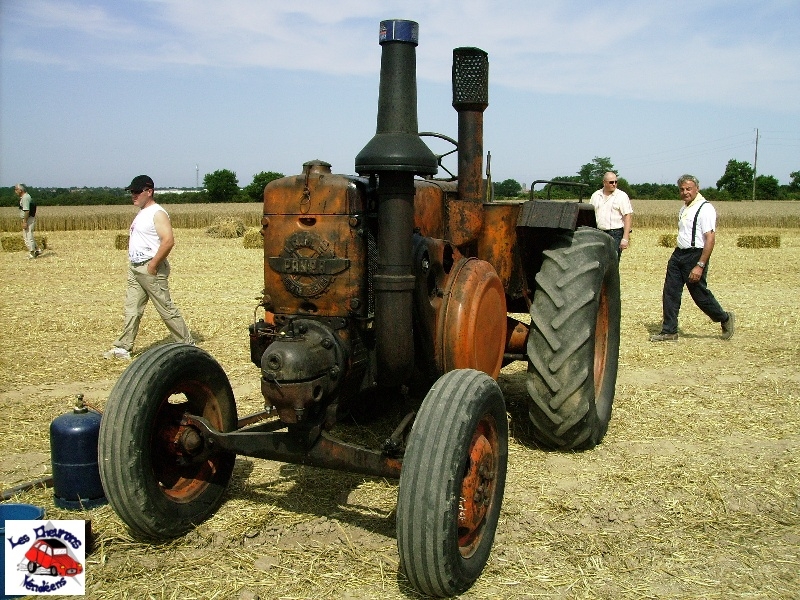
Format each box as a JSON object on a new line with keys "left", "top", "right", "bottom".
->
{"left": 650, "top": 174, "right": 735, "bottom": 342}
{"left": 15, "top": 184, "right": 41, "bottom": 259}
{"left": 104, "top": 175, "right": 194, "bottom": 359}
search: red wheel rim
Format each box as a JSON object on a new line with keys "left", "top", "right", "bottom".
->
{"left": 457, "top": 414, "right": 499, "bottom": 557}
{"left": 150, "top": 380, "right": 228, "bottom": 502}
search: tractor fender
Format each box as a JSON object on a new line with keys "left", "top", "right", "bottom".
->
{"left": 516, "top": 199, "right": 597, "bottom": 231}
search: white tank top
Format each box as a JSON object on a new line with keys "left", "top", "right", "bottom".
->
{"left": 129, "top": 203, "right": 168, "bottom": 262}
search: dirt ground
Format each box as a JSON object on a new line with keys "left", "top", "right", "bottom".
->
{"left": 1, "top": 227, "right": 798, "bottom": 599}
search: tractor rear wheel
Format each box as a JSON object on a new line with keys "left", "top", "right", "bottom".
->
{"left": 526, "top": 226, "right": 620, "bottom": 449}
{"left": 98, "top": 343, "right": 238, "bottom": 539}
{"left": 397, "top": 369, "right": 508, "bottom": 597}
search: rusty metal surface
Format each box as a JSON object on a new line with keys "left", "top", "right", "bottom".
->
{"left": 412, "top": 180, "right": 447, "bottom": 238}
{"left": 457, "top": 414, "right": 499, "bottom": 556}
{"left": 435, "top": 258, "right": 507, "bottom": 379}
{"left": 447, "top": 199, "right": 485, "bottom": 248}
{"left": 261, "top": 169, "right": 367, "bottom": 317}
{"left": 183, "top": 415, "right": 403, "bottom": 480}
{"left": 505, "top": 316, "right": 529, "bottom": 356}
{"left": 476, "top": 202, "right": 522, "bottom": 288}
{"left": 594, "top": 281, "right": 611, "bottom": 396}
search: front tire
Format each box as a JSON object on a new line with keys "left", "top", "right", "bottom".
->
{"left": 526, "top": 227, "right": 620, "bottom": 449}
{"left": 98, "top": 343, "right": 238, "bottom": 539}
{"left": 397, "top": 369, "right": 508, "bottom": 597}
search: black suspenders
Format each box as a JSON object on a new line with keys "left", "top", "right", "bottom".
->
{"left": 690, "top": 201, "right": 707, "bottom": 248}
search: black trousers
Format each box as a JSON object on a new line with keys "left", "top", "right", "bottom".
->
{"left": 661, "top": 248, "right": 728, "bottom": 334}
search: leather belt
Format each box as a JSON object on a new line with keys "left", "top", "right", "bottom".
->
{"left": 131, "top": 258, "right": 152, "bottom": 267}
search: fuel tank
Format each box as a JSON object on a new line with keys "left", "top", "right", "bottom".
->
{"left": 261, "top": 160, "right": 370, "bottom": 319}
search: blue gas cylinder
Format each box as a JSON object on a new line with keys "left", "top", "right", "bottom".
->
{"left": 50, "top": 395, "right": 107, "bottom": 509}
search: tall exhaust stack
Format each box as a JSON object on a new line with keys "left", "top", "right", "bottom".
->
{"left": 355, "top": 19, "right": 437, "bottom": 387}
{"left": 452, "top": 47, "right": 489, "bottom": 205}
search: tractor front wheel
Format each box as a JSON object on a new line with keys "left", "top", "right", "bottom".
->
{"left": 98, "top": 343, "right": 238, "bottom": 539}
{"left": 526, "top": 226, "right": 621, "bottom": 449}
{"left": 397, "top": 369, "right": 508, "bottom": 597}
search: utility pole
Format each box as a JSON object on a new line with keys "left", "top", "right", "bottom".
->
{"left": 196, "top": 164, "right": 199, "bottom": 189}
{"left": 751, "top": 129, "right": 759, "bottom": 201}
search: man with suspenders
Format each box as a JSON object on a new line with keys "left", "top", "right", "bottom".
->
{"left": 650, "top": 174, "right": 735, "bottom": 342}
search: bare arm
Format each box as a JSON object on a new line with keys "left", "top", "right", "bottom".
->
{"left": 147, "top": 210, "right": 175, "bottom": 274}
{"left": 688, "top": 231, "right": 715, "bottom": 283}
{"left": 620, "top": 213, "right": 632, "bottom": 248}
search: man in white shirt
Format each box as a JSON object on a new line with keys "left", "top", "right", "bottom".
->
{"left": 104, "top": 175, "right": 194, "bottom": 359}
{"left": 590, "top": 172, "right": 633, "bottom": 259}
{"left": 650, "top": 174, "right": 734, "bottom": 342}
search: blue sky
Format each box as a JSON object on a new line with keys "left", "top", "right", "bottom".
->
{"left": 1, "top": 0, "right": 798, "bottom": 190}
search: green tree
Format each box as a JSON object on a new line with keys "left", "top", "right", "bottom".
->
{"left": 494, "top": 178, "right": 522, "bottom": 198}
{"left": 755, "top": 174, "right": 780, "bottom": 200}
{"left": 716, "top": 159, "right": 753, "bottom": 199}
{"left": 244, "top": 171, "right": 284, "bottom": 201}
{"left": 578, "top": 156, "right": 615, "bottom": 191}
{"left": 789, "top": 170, "right": 800, "bottom": 191}
{"left": 203, "top": 169, "right": 240, "bottom": 203}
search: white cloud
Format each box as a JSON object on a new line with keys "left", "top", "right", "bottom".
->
{"left": 5, "top": 0, "right": 798, "bottom": 111}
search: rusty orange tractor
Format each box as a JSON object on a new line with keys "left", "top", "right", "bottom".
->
{"left": 99, "top": 19, "right": 620, "bottom": 597}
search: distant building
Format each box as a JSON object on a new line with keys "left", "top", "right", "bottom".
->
{"left": 154, "top": 189, "right": 202, "bottom": 195}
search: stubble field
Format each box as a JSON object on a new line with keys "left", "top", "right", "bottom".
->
{"left": 1, "top": 204, "right": 798, "bottom": 599}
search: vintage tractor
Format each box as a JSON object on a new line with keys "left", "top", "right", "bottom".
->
{"left": 98, "top": 19, "right": 620, "bottom": 597}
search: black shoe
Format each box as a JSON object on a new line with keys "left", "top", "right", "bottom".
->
{"left": 721, "top": 312, "right": 735, "bottom": 340}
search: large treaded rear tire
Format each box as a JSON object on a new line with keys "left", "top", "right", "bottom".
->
{"left": 98, "top": 343, "right": 238, "bottom": 539}
{"left": 397, "top": 369, "right": 508, "bottom": 597}
{"left": 526, "top": 226, "right": 620, "bottom": 449}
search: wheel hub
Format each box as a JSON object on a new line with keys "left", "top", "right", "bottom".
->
{"left": 458, "top": 425, "right": 496, "bottom": 555}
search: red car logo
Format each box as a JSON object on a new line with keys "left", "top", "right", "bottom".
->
{"left": 24, "top": 539, "right": 83, "bottom": 577}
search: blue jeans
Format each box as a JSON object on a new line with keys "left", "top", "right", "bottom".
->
{"left": 600, "top": 227, "right": 624, "bottom": 259}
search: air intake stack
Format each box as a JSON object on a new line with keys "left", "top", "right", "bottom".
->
{"left": 356, "top": 20, "right": 437, "bottom": 388}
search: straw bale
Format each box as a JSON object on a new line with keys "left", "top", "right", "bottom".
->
{"left": 1, "top": 234, "right": 47, "bottom": 252}
{"left": 114, "top": 233, "right": 129, "bottom": 249}
{"left": 658, "top": 233, "right": 677, "bottom": 248}
{"left": 206, "top": 217, "right": 246, "bottom": 238}
{"left": 243, "top": 227, "right": 263, "bottom": 249}
{"left": 736, "top": 234, "right": 780, "bottom": 248}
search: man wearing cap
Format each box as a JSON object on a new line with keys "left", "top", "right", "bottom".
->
{"left": 104, "top": 175, "right": 194, "bottom": 359}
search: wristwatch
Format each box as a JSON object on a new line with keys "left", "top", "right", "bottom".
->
{"left": 696, "top": 261, "right": 706, "bottom": 268}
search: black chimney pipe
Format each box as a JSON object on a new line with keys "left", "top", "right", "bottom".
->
{"left": 355, "top": 20, "right": 437, "bottom": 388}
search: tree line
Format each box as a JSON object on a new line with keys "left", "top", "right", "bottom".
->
{"left": 0, "top": 170, "right": 284, "bottom": 208}
{"left": 495, "top": 157, "right": 800, "bottom": 201}
{"left": 3, "top": 158, "right": 799, "bottom": 207}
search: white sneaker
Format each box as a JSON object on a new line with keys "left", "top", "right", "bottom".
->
{"left": 103, "top": 347, "right": 131, "bottom": 360}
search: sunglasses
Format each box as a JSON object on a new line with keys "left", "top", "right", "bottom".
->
{"left": 129, "top": 188, "right": 148, "bottom": 195}
{"left": 606, "top": 181, "right": 617, "bottom": 184}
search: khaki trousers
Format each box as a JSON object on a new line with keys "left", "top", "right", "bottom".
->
{"left": 23, "top": 217, "right": 38, "bottom": 252}
{"left": 113, "top": 260, "right": 194, "bottom": 351}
